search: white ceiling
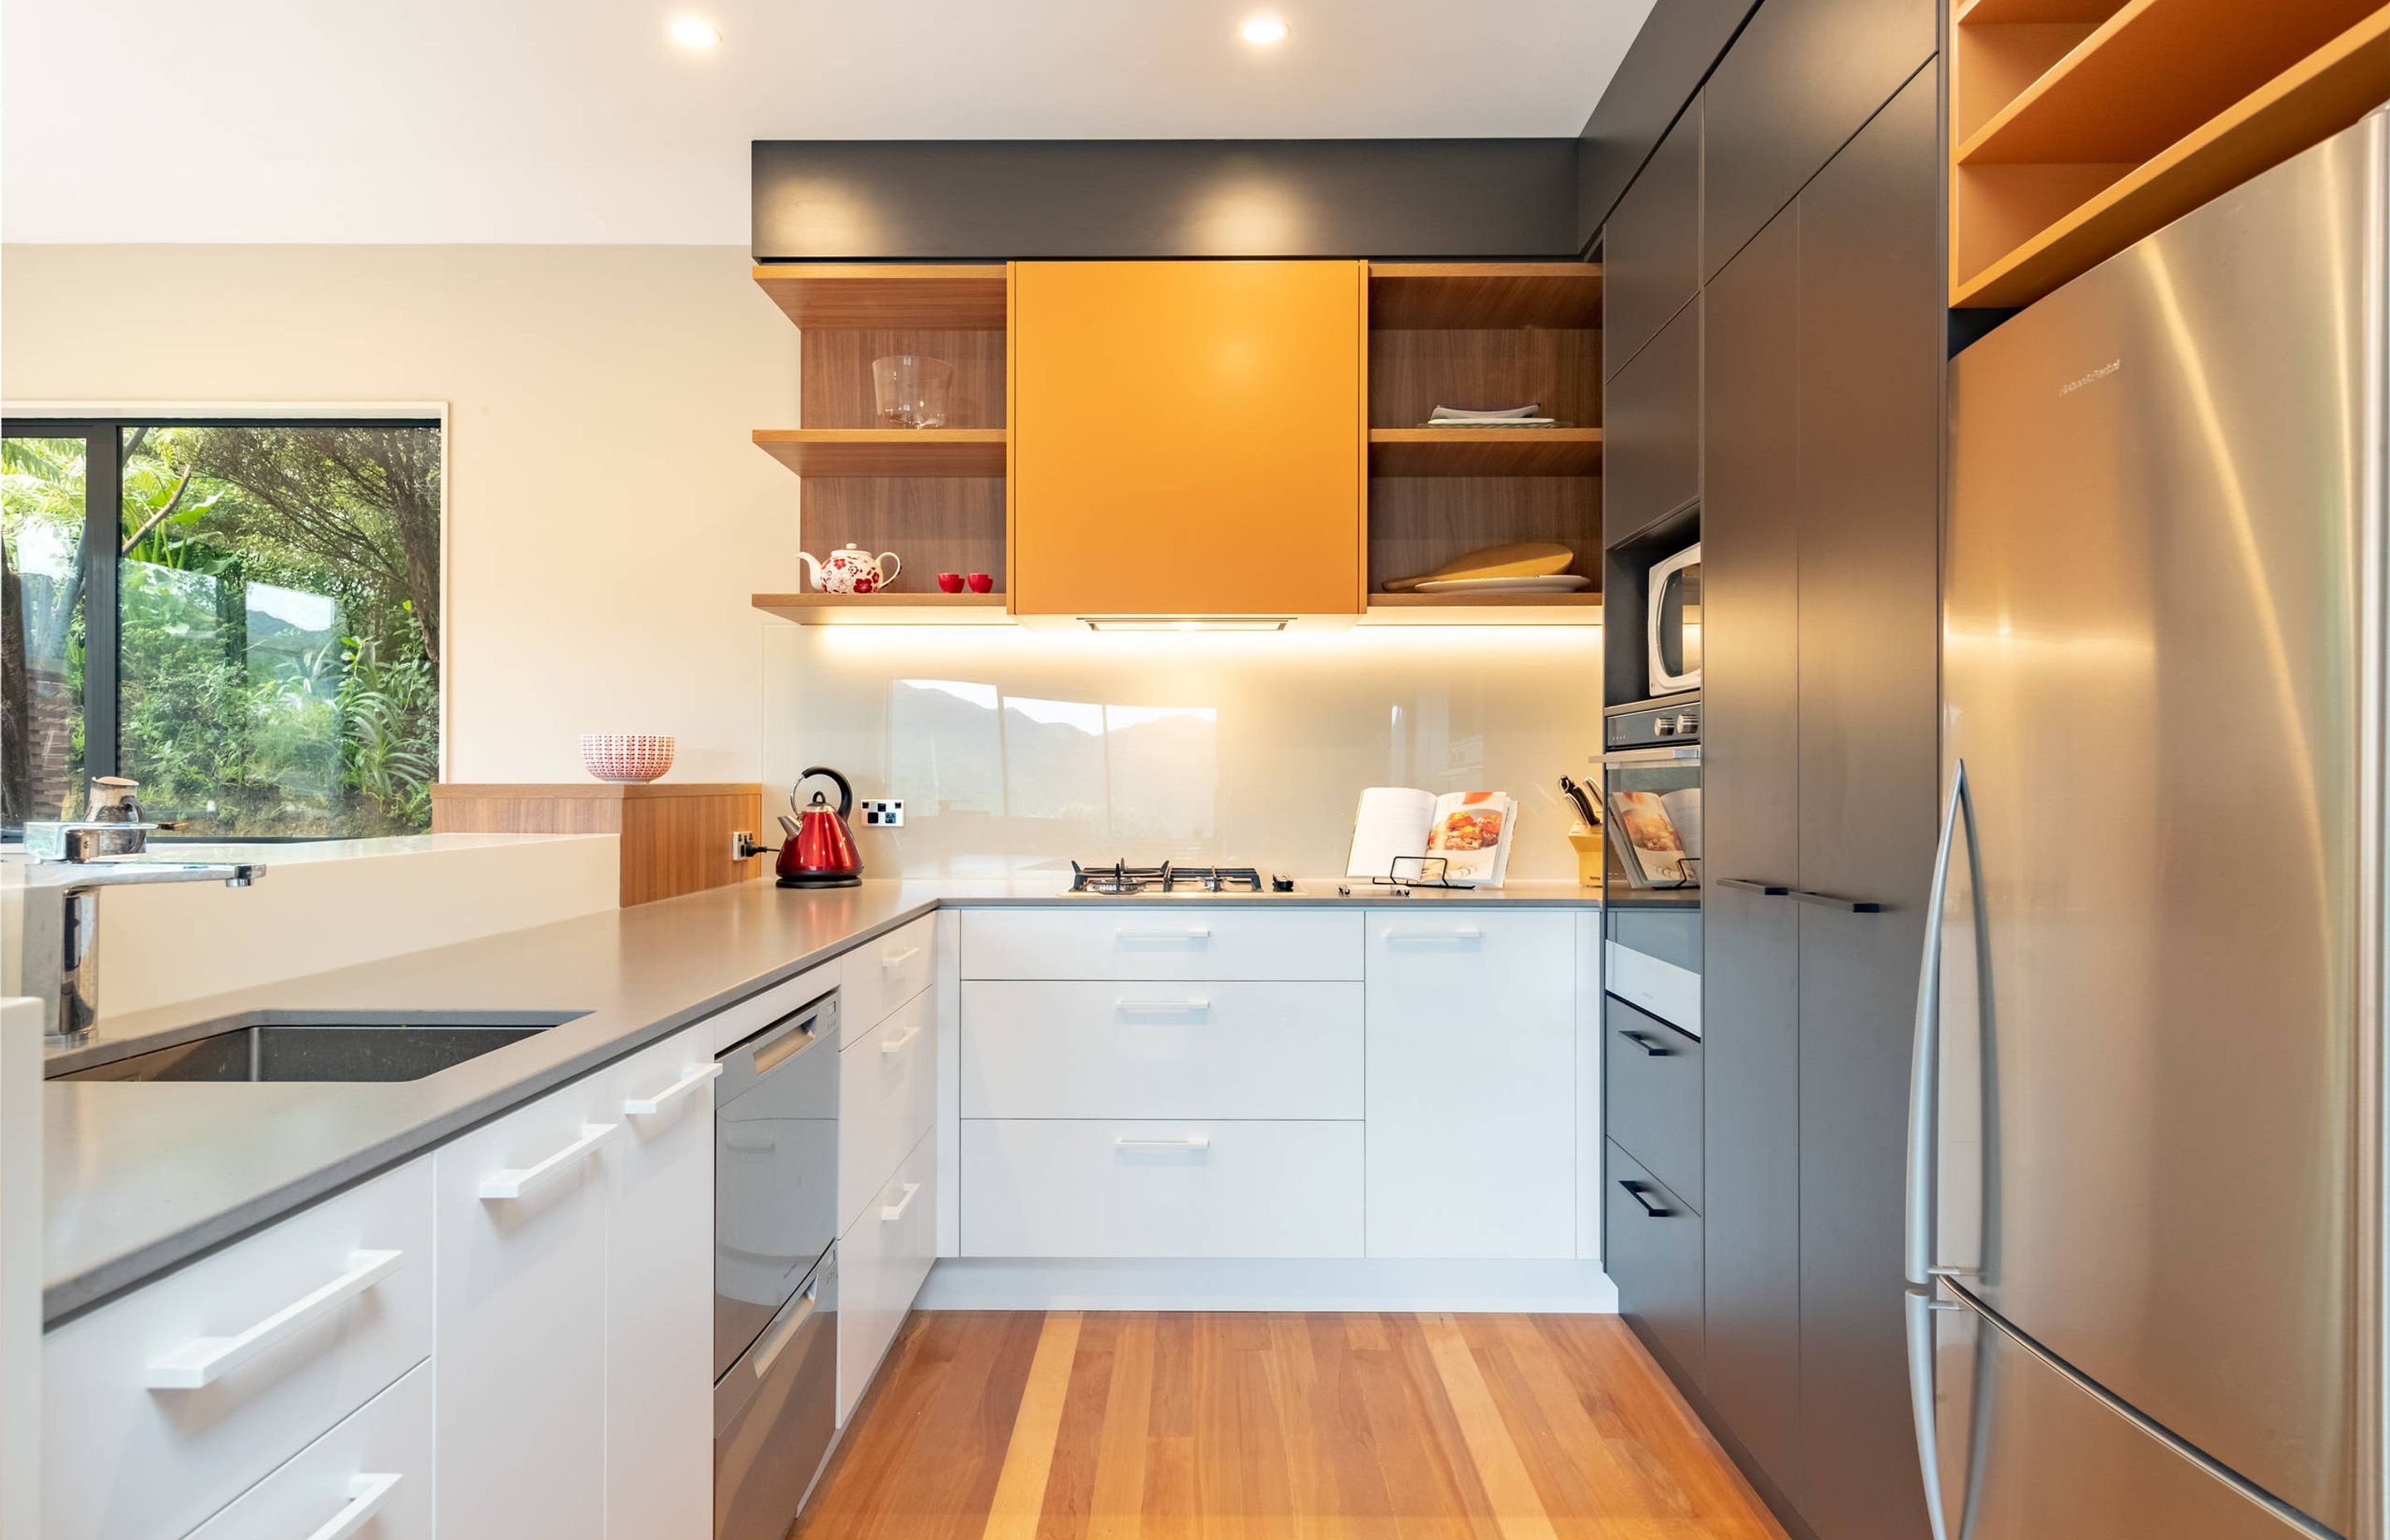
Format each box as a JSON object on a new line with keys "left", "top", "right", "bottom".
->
{"left": 2, "top": 0, "right": 1655, "bottom": 246}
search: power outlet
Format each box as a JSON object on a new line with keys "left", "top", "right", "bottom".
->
{"left": 859, "top": 798, "right": 905, "bottom": 828}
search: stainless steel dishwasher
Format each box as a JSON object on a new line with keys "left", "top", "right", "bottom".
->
{"left": 713, "top": 987, "right": 839, "bottom": 1538}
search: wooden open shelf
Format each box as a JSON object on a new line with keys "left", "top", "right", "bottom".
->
{"left": 1951, "top": 0, "right": 2389, "bottom": 307}
{"left": 1367, "top": 263, "right": 1605, "bottom": 329}
{"left": 1363, "top": 592, "right": 1602, "bottom": 626}
{"left": 753, "top": 264, "right": 1008, "bottom": 330}
{"left": 754, "top": 429, "right": 1007, "bottom": 478}
{"left": 752, "top": 592, "right": 1011, "bottom": 625}
{"left": 1368, "top": 428, "right": 1603, "bottom": 477}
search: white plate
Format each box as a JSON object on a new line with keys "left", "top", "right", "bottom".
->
{"left": 1413, "top": 574, "right": 1593, "bottom": 594}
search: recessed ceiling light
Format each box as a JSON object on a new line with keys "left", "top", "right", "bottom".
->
{"left": 668, "top": 16, "right": 721, "bottom": 47}
{"left": 1240, "top": 16, "right": 1288, "bottom": 46}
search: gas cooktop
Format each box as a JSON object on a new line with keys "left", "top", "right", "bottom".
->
{"left": 1065, "top": 860, "right": 1300, "bottom": 896}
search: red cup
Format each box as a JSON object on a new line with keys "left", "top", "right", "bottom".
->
{"left": 966, "top": 573, "right": 994, "bottom": 593}
{"left": 936, "top": 573, "right": 964, "bottom": 593}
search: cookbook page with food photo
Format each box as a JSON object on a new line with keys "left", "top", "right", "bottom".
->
{"left": 1345, "top": 787, "right": 1519, "bottom": 887}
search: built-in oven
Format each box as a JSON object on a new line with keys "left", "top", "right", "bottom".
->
{"left": 714, "top": 987, "right": 840, "bottom": 1538}
{"left": 1603, "top": 699, "right": 1702, "bottom": 1036}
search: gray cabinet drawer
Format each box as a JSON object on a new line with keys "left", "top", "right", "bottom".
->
{"left": 1602, "top": 296, "right": 1701, "bottom": 546}
{"left": 1606, "top": 1142, "right": 1704, "bottom": 1383}
{"left": 1602, "top": 98, "right": 1702, "bottom": 380}
{"left": 1606, "top": 997, "right": 1702, "bottom": 1210}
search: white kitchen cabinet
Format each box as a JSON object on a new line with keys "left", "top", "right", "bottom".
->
{"left": 837, "top": 1128, "right": 937, "bottom": 1423}
{"left": 1364, "top": 909, "right": 1577, "bottom": 1258}
{"left": 960, "top": 979, "right": 1363, "bottom": 1119}
{"left": 839, "top": 914, "right": 936, "bottom": 1043}
{"left": 185, "top": 1361, "right": 434, "bottom": 1540}
{"left": 41, "top": 1157, "right": 432, "bottom": 1540}
{"left": 432, "top": 1061, "right": 617, "bottom": 1540}
{"left": 840, "top": 984, "right": 937, "bottom": 1233}
{"left": 959, "top": 908, "right": 1363, "bottom": 982}
{"left": 960, "top": 1118, "right": 1364, "bottom": 1259}
{"left": 604, "top": 1026, "right": 719, "bottom": 1540}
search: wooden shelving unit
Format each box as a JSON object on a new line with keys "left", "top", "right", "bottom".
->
{"left": 1367, "top": 263, "right": 1605, "bottom": 329}
{"left": 1368, "top": 428, "right": 1603, "bottom": 478}
{"left": 1363, "top": 262, "right": 1602, "bottom": 625}
{"left": 750, "top": 592, "right": 1011, "bottom": 625}
{"left": 752, "top": 265, "right": 1007, "bottom": 330}
{"left": 1951, "top": 0, "right": 2389, "bottom": 307}
{"left": 753, "top": 429, "right": 1007, "bottom": 478}
{"left": 1362, "top": 592, "right": 1602, "bottom": 626}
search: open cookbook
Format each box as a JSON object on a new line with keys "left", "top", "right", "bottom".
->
{"left": 1345, "top": 787, "right": 1519, "bottom": 887}
{"left": 1607, "top": 787, "right": 1702, "bottom": 887}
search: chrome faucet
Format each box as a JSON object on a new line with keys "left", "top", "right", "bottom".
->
{"left": 14, "top": 825, "right": 266, "bottom": 1045}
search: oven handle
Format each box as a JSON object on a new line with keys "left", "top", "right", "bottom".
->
{"left": 1600, "top": 746, "right": 1701, "bottom": 767}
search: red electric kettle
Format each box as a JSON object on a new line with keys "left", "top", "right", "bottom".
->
{"left": 776, "top": 766, "right": 864, "bottom": 889}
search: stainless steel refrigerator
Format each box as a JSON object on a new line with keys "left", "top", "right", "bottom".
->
{"left": 1919, "top": 109, "right": 2387, "bottom": 1540}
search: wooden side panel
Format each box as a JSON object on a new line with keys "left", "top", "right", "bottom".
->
{"left": 431, "top": 783, "right": 764, "bottom": 906}
{"left": 1012, "top": 261, "right": 1365, "bottom": 616}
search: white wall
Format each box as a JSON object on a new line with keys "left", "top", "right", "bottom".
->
{"left": 1, "top": 243, "right": 799, "bottom": 783}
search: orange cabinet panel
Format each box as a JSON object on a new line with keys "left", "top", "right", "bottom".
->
{"left": 1009, "top": 261, "right": 1365, "bottom": 617}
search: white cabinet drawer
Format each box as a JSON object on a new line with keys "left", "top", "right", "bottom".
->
{"left": 1365, "top": 909, "right": 1577, "bottom": 1259}
{"left": 605, "top": 1026, "right": 717, "bottom": 1540}
{"left": 960, "top": 980, "right": 1362, "bottom": 1118}
{"left": 187, "top": 1361, "right": 432, "bottom": 1540}
{"left": 839, "top": 985, "right": 936, "bottom": 1232}
{"left": 837, "top": 1131, "right": 935, "bottom": 1423}
{"left": 840, "top": 914, "right": 936, "bottom": 1038}
{"left": 960, "top": 1119, "right": 1363, "bottom": 1258}
{"left": 960, "top": 908, "right": 1363, "bottom": 981}
{"left": 433, "top": 1066, "right": 616, "bottom": 1540}
{"left": 42, "top": 1157, "right": 432, "bottom": 1540}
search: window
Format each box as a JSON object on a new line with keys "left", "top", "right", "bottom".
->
{"left": 2, "top": 417, "right": 442, "bottom": 839}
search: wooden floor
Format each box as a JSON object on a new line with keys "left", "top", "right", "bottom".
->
{"left": 795, "top": 1313, "right": 1787, "bottom": 1540}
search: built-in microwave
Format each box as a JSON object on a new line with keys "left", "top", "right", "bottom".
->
{"left": 1646, "top": 543, "right": 1702, "bottom": 694}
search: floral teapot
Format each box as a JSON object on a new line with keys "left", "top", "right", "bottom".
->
{"left": 797, "top": 545, "right": 902, "bottom": 595}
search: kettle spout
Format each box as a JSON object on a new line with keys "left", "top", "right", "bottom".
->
{"left": 796, "top": 551, "right": 822, "bottom": 587}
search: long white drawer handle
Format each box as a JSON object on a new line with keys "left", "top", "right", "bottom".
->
{"left": 880, "top": 1022, "right": 924, "bottom": 1055}
{"left": 304, "top": 1472, "right": 402, "bottom": 1540}
{"left": 881, "top": 1181, "right": 923, "bottom": 1221}
{"left": 624, "top": 1061, "right": 721, "bottom": 1116}
{"left": 478, "top": 1123, "right": 617, "bottom": 1201}
{"left": 1385, "top": 926, "right": 1483, "bottom": 942}
{"left": 144, "top": 1250, "right": 403, "bottom": 1390}
{"left": 880, "top": 945, "right": 924, "bottom": 969}
{"left": 1115, "top": 998, "right": 1211, "bottom": 1016}
{"left": 1116, "top": 1136, "right": 1211, "bottom": 1152}
{"left": 1116, "top": 928, "right": 1212, "bottom": 943}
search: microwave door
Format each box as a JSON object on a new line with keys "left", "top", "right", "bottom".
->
{"left": 1647, "top": 543, "right": 1702, "bottom": 693}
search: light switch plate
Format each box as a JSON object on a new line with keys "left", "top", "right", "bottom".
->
{"left": 859, "top": 799, "right": 905, "bottom": 827}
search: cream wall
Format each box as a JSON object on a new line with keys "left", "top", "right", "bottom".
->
{"left": 0, "top": 243, "right": 798, "bottom": 783}
{"left": 763, "top": 622, "right": 1607, "bottom": 882}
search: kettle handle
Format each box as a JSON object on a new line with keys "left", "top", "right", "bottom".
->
{"left": 796, "top": 765, "right": 854, "bottom": 820}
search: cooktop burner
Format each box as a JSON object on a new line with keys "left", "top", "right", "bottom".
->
{"left": 1066, "top": 860, "right": 1293, "bottom": 895}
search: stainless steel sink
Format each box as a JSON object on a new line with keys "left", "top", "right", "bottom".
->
{"left": 55, "top": 1021, "right": 558, "bottom": 1084}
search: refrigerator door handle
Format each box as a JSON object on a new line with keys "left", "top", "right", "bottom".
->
{"left": 1906, "top": 757, "right": 1983, "bottom": 1540}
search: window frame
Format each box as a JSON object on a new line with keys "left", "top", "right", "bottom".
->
{"left": 2, "top": 404, "right": 451, "bottom": 838}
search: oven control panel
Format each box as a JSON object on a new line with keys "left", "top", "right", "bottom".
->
{"left": 1607, "top": 697, "right": 1700, "bottom": 749}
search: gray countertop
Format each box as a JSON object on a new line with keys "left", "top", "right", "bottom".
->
{"left": 42, "top": 875, "right": 1599, "bottom": 1325}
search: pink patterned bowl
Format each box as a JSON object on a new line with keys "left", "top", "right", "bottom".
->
{"left": 579, "top": 733, "right": 676, "bottom": 783}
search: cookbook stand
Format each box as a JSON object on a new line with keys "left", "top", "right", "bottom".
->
{"left": 1372, "top": 855, "right": 1467, "bottom": 893}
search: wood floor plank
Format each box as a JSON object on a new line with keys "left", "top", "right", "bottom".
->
{"left": 798, "top": 1312, "right": 1790, "bottom": 1540}
{"left": 986, "top": 1313, "right": 1085, "bottom": 1540}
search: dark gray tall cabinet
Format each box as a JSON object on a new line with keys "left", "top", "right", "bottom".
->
{"left": 1599, "top": 3, "right": 1941, "bottom": 1536}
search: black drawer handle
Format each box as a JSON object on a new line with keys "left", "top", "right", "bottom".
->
{"left": 1617, "top": 1029, "right": 1671, "bottom": 1057}
{"left": 1619, "top": 1180, "right": 1674, "bottom": 1218}
{"left": 1792, "top": 889, "right": 1883, "bottom": 913}
{"left": 1716, "top": 878, "right": 1791, "bottom": 896}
